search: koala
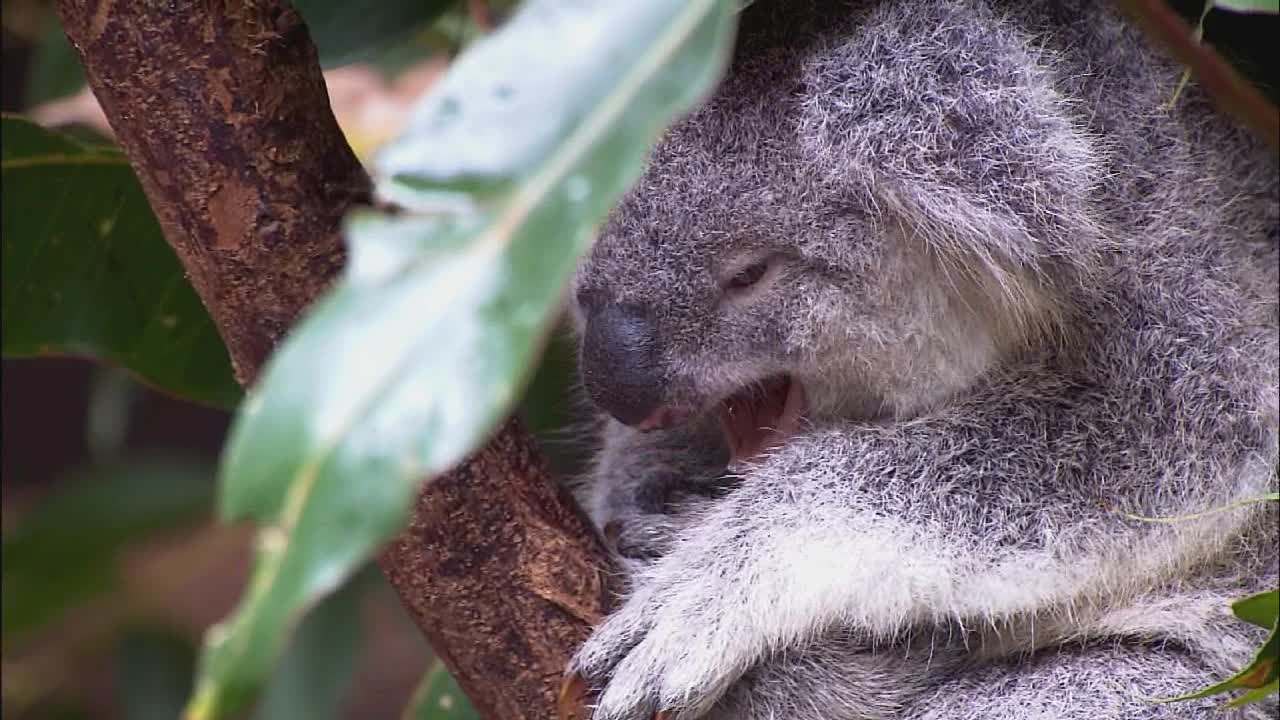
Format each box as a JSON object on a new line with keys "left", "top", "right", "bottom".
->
{"left": 564, "top": 1, "right": 1279, "bottom": 719}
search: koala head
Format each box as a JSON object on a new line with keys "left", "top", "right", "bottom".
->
{"left": 571, "top": 0, "right": 1103, "bottom": 463}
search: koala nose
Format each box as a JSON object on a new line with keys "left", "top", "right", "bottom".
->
{"left": 579, "top": 302, "right": 667, "bottom": 427}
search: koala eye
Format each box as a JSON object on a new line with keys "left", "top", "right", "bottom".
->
{"left": 725, "top": 260, "right": 770, "bottom": 291}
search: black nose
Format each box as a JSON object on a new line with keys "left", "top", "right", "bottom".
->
{"left": 579, "top": 302, "right": 667, "bottom": 426}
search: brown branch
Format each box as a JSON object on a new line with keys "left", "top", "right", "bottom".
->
{"left": 54, "top": 1, "right": 612, "bottom": 718}
{"left": 380, "top": 421, "right": 610, "bottom": 720}
{"left": 1119, "top": 0, "right": 1280, "bottom": 149}
{"left": 56, "top": 1, "right": 366, "bottom": 386}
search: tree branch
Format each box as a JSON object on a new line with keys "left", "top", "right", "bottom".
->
{"left": 55, "top": 1, "right": 612, "bottom": 718}
{"left": 1119, "top": 0, "right": 1280, "bottom": 149}
{"left": 56, "top": 0, "right": 364, "bottom": 386}
{"left": 380, "top": 420, "right": 610, "bottom": 720}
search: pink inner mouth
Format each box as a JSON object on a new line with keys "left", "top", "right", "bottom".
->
{"left": 717, "top": 375, "right": 807, "bottom": 466}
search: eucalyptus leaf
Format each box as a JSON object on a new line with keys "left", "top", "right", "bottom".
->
{"left": 249, "top": 570, "right": 368, "bottom": 720}
{"left": 27, "top": 22, "right": 85, "bottom": 106}
{"left": 1212, "top": 0, "right": 1280, "bottom": 13}
{"left": 1226, "top": 678, "right": 1279, "bottom": 706}
{"left": 2, "top": 454, "right": 216, "bottom": 646}
{"left": 293, "top": 0, "right": 455, "bottom": 69}
{"left": 115, "top": 627, "right": 198, "bottom": 720}
{"left": 187, "top": 2, "right": 738, "bottom": 717}
{"left": 1, "top": 116, "right": 242, "bottom": 409}
{"left": 1159, "top": 590, "right": 1279, "bottom": 706}
{"left": 518, "top": 324, "right": 588, "bottom": 478}
{"left": 1233, "top": 589, "right": 1280, "bottom": 631}
{"left": 402, "top": 662, "right": 480, "bottom": 720}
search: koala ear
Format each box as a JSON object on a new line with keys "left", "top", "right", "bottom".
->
{"left": 796, "top": 2, "right": 1111, "bottom": 294}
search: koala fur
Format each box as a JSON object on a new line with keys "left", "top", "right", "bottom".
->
{"left": 566, "top": 1, "right": 1279, "bottom": 719}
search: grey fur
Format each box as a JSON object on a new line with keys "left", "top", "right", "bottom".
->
{"left": 567, "top": 1, "right": 1280, "bottom": 718}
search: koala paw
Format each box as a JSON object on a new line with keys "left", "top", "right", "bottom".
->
{"left": 598, "top": 480, "right": 735, "bottom": 563}
{"left": 563, "top": 563, "right": 757, "bottom": 720}
{"left": 601, "top": 514, "right": 683, "bottom": 561}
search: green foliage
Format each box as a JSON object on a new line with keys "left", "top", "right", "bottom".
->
{"left": 249, "top": 570, "right": 369, "bottom": 720}
{"left": 185, "top": 2, "right": 738, "bottom": 717}
{"left": 2, "top": 455, "right": 216, "bottom": 647}
{"left": 114, "top": 627, "right": 198, "bottom": 720}
{"left": 1233, "top": 588, "right": 1280, "bottom": 630}
{"left": 0, "top": 116, "right": 242, "bottom": 409}
{"left": 518, "top": 325, "right": 589, "bottom": 476}
{"left": 403, "top": 662, "right": 481, "bottom": 720}
{"left": 1213, "top": 0, "right": 1280, "bottom": 13}
{"left": 110, "top": 574, "right": 369, "bottom": 720}
{"left": 1160, "top": 589, "right": 1279, "bottom": 706}
{"left": 20, "top": 0, "right": 487, "bottom": 107}
{"left": 25, "top": 22, "right": 84, "bottom": 106}
{"left": 1139, "top": 494, "right": 1280, "bottom": 707}
{"left": 293, "top": 0, "right": 455, "bottom": 68}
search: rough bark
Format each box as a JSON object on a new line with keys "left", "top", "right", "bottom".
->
{"left": 381, "top": 421, "right": 611, "bottom": 720}
{"left": 57, "top": 0, "right": 364, "bottom": 386}
{"left": 55, "top": 1, "right": 611, "bottom": 718}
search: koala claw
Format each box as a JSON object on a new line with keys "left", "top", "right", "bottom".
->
{"left": 568, "top": 579, "right": 747, "bottom": 720}
{"left": 602, "top": 521, "right": 623, "bottom": 545}
{"left": 600, "top": 516, "right": 682, "bottom": 561}
{"left": 558, "top": 672, "right": 591, "bottom": 720}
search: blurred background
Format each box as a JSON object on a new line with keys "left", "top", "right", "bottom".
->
{"left": 2, "top": 0, "right": 1275, "bottom": 718}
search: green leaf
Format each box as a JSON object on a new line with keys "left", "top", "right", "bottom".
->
{"left": 518, "top": 322, "right": 590, "bottom": 478}
{"left": 1226, "top": 678, "right": 1279, "bottom": 706}
{"left": 293, "top": 0, "right": 456, "bottom": 69}
{"left": 2, "top": 455, "right": 216, "bottom": 646}
{"left": 249, "top": 570, "right": 368, "bottom": 720}
{"left": 1159, "top": 590, "right": 1279, "bottom": 706}
{"left": 115, "top": 627, "right": 198, "bottom": 720}
{"left": 1213, "top": 0, "right": 1280, "bottom": 13}
{"left": 187, "top": 2, "right": 737, "bottom": 717}
{"left": 517, "top": 321, "right": 576, "bottom": 437}
{"left": 26, "top": 22, "right": 86, "bottom": 106}
{"left": 1, "top": 116, "right": 242, "bottom": 410}
{"left": 1157, "top": 504, "right": 1280, "bottom": 707}
{"left": 1233, "top": 589, "right": 1280, "bottom": 630}
{"left": 402, "top": 662, "right": 480, "bottom": 720}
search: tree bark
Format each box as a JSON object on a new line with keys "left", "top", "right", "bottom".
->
{"left": 55, "top": 1, "right": 611, "bottom": 718}
{"left": 381, "top": 421, "right": 610, "bottom": 720}
{"left": 56, "top": 0, "right": 363, "bottom": 386}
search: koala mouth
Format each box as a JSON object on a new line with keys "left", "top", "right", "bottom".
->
{"left": 717, "top": 375, "right": 807, "bottom": 466}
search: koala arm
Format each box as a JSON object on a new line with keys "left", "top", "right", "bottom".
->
{"left": 572, "top": 337, "right": 1277, "bottom": 719}
{"left": 584, "top": 419, "right": 732, "bottom": 562}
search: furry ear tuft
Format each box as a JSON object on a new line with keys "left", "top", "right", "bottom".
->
{"left": 796, "top": 1, "right": 1113, "bottom": 299}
